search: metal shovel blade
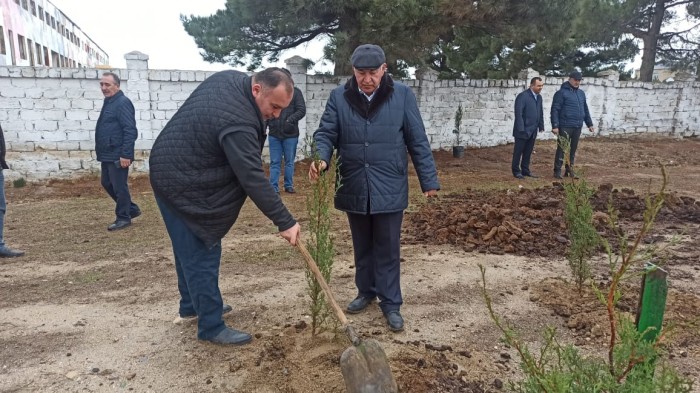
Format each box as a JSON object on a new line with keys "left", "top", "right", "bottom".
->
{"left": 296, "top": 243, "right": 397, "bottom": 393}
{"left": 340, "top": 338, "right": 398, "bottom": 393}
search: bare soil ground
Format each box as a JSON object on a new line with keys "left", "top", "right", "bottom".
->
{"left": 1, "top": 134, "right": 699, "bottom": 392}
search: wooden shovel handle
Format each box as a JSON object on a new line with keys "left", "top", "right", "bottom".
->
{"left": 297, "top": 242, "right": 349, "bottom": 326}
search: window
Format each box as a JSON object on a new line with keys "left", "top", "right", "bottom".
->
{"left": 45, "top": 12, "right": 50, "bottom": 25}
{"left": 43, "top": 46, "right": 49, "bottom": 66}
{"left": 8, "top": 29, "right": 16, "bottom": 65}
{"left": 17, "top": 34, "right": 27, "bottom": 60}
{"left": 35, "top": 42, "right": 42, "bottom": 64}
{"left": 27, "top": 38, "right": 34, "bottom": 66}
{"left": 14, "top": 0, "right": 19, "bottom": 5}
{"left": 51, "top": 16, "right": 55, "bottom": 29}
{"left": 51, "top": 50, "right": 59, "bottom": 67}
{"left": 21, "top": 0, "right": 28, "bottom": 11}
{"left": 30, "top": 0, "right": 36, "bottom": 16}
{"left": 38, "top": 6, "right": 43, "bottom": 21}
{"left": 0, "top": 27, "right": 5, "bottom": 55}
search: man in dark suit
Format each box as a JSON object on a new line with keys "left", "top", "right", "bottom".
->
{"left": 512, "top": 77, "right": 545, "bottom": 179}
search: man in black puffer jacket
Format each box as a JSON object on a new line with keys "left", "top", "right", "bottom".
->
{"left": 309, "top": 44, "right": 440, "bottom": 333}
{"left": 551, "top": 71, "right": 596, "bottom": 179}
{"left": 150, "top": 68, "right": 301, "bottom": 346}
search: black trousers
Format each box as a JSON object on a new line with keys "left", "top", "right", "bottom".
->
{"left": 554, "top": 127, "right": 582, "bottom": 172}
{"left": 100, "top": 162, "right": 139, "bottom": 221}
{"left": 511, "top": 132, "right": 537, "bottom": 175}
{"left": 346, "top": 211, "right": 404, "bottom": 313}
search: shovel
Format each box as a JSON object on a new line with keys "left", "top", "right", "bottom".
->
{"left": 296, "top": 242, "right": 398, "bottom": 393}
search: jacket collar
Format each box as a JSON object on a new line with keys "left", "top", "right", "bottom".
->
{"left": 104, "top": 90, "right": 124, "bottom": 103}
{"left": 343, "top": 74, "right": 394, "bottom": 119}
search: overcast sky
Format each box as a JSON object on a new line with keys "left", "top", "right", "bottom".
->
{"left": 50, "top": 0, "right": 329, "bottom": 72}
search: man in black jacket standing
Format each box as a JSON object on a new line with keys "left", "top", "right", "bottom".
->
{"left": 551, "top": 71, "right": 596, "bottom": 179}
{"left": 0, "top": 124, "right": 24, "bottom": 258}
{"left": 149, "top": 68, "right": 301, "bottom": 346}
{"left": 95, "top": 72, "right": 140, "bottom": 231}
{"left": 267, "top": 68, "right": 306, "bottom": 193}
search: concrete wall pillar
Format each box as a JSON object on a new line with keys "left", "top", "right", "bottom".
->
{"left": 597, "top": 70, "right": 620, "bottom": 135}
{"left": 284, "top": 56, "right": 309, "bottom": 157}
{"left": 123, "top": 51, "right": 152, "bottom": 170}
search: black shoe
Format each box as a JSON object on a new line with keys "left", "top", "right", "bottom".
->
{"left": 0, "top": 247, "right": 25, "bottom": 258}
{"left": 347, "top": 296, "right": 374, "bottom": 314}
{"left": 130, "top": 210, "right": 142, "bottom": 219}
{"left": 384, "top": 310, "right": 404, "bottom": 332}
{"left": 553, "top": 172, "right": 563, "bottom": 179}
{"left": 204, "top": 327, "right": 252, "bottom": 346}
{"left": 107, "top": 220, "right": 132, "bottom": 231}
{"left": 284, "top": 187, "right": 296, "bottom": 194}
{"left": 175, "top": 304, "right": 233, "bottom": 324}
{"left": 524, "top": 173, "right": 539, "bottom": 178}
{"left": 513, "top": 173, "right": 524, "bottom": 179}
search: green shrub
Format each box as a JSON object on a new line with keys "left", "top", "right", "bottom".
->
{"left": 13, "top": 177, "right": 26, "bottom": 188}
{"left": 480, "top": 166, "right": 693, "bottom": 392}
{"left": 304, "top": 144, "right": 340, "bottom": 335}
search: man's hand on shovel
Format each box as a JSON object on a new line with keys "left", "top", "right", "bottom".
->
{"left": 280, "top": 223, "right": 301, "bottom": 246}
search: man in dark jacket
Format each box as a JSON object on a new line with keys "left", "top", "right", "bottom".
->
{"left": 267, "top": 68, "right": 306, "bottom": 193}
{"left": 512, "top": 77, "right": 545, "bottom": 179}
{"left": 0, "top": 124, "right": 24, "bottom": 258}
{"left": 551, "top": 71, "right": 596, "bottom": 179}
{"left": 149, "top": 68, "right": 301, "bottom": 346}
{"left": 309, "top": 44, "right": 440, "bottom": 332}
{"left": 95, "top": 72, "right": 140, "bottom": 231}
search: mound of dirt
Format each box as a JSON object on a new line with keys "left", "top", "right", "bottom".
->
{"left": 404, "top": 184, "right": 700, "bottom": 258}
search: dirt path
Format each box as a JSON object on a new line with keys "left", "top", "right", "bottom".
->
{"left": 1, "top": 135, "right": 698, "bottom": 392}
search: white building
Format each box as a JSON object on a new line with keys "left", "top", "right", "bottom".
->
{"left": 0, "top": 0, "right": 108, "bottom": 67}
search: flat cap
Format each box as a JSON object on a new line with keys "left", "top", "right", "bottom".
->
{"left": 351, "top": 44, "right": 386, "bottom": 69}
{"left": 569, "top": 71, "right": 583, "bottom": 80}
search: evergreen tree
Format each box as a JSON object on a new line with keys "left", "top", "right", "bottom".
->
{"left": 181, "top": 0, "right": 448, "bottom": 76}
{"left": 579, "top": 0, "right": 700, "bottom": 81}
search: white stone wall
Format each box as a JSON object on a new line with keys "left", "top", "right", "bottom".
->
{"left": 1, "top": 53, "right": 698, "bottom": 180}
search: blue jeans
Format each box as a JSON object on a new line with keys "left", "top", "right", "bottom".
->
{"left": 100, "top": 162, "right": 139, "bottom": 221}
{"left": 0, "top": 170, "right": 6, "bottom": 248}
{"left": 268, "top": 136, "right": 298, "bottom": 192}
{"left": 156, "top": 197, "right": 226, "bottom": 340}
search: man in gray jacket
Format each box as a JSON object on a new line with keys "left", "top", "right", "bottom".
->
{"left": 551, "top": 71, "right": 596, "bottom": 179}
{"left": 309, "top": 44, "right": 440, "bottom": 332}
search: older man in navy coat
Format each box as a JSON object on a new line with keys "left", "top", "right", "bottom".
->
{"left": 512, "top": 77, "right": 545, "bottom": 179}
{"left": 309, "top": 44, "right": 440, "bottom": 332}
